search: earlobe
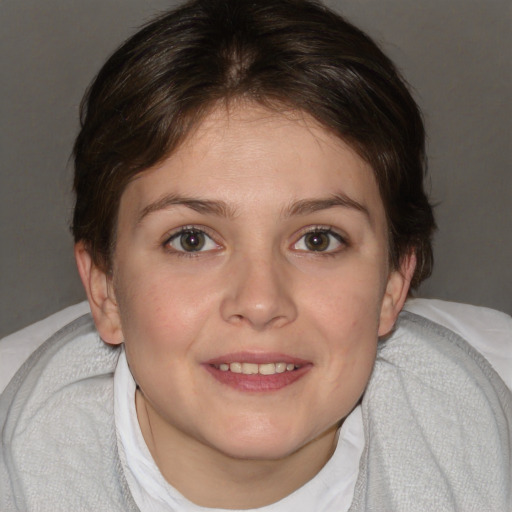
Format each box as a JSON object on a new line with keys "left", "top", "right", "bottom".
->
{"left": 378, "top": 252, "right": 416, "bottom": 337}
{"left": 74, "top": 242, "right": 124, "bottom": 345}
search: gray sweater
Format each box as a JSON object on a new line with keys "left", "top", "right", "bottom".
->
{"left": 1, "top": 312, "right": 511, "bottom": 511}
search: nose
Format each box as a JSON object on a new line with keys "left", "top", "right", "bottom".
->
{"left": 220, "top": 253, "right": 298, "bottom": 330}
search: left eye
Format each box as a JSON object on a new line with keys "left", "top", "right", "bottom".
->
{"left": 293, "top": 229, "right": 345, "bottom": 252}
{"left": 166, "top": 229, "right": 218, "bottom": 253}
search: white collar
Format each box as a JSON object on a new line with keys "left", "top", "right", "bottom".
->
{"left": 113, "top": 348, "right": 363, "bottom": 512}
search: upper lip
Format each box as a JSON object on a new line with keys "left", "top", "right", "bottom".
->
{"left": 204, "top": 352, "right": 311, "bottom": 366}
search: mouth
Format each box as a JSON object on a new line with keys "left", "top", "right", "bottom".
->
{"left": 203, "top": 354, "right": 311, "bottom": 392}
{"left": 213, "top": 361, "right": 300, "bottom": 375}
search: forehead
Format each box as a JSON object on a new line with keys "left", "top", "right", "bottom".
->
{"left": 120, "top": 103, "right": 385, "bottom": 225}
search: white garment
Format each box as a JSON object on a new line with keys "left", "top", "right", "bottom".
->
{"left": 112, "top": 300, "right": 512, "bottom": 511}
{"left": 0, "top": 302, "right": 91, "bottom": 393}
{"left": 1, "top": 302, "right": 510, "bottom": 511}
{"left": 114, "top": 350, "right": 363, "bottom": 512}
{"left": 1, "top": 299, "right": 510, "bottom": 510}
{"left": 2, "top": 298, "right": 511, "bottom": 393}
{"left": 405, "top": 298, "right": 512, "bottom": 389}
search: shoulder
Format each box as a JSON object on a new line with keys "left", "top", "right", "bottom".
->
{"left": 1, "top": 313, "right": 118, "bottom": 412}
{"left": 0, "top": 312, "right": 119, "bottom": 449}
{"left": 374, "top": 310, "right": 512, "bottom": 430}
{"left": 352, "top": 311, "right": 512, "bottom": 511}
{"left": 404, "top": 298, "right": 512, "bottom": 389}
{"left": 0, "top": 301, "right": 91, "bottom": 393}
{"left": 0, "top": 315, "right": 132, "bottom": 511}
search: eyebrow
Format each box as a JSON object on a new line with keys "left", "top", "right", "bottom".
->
{"left": 137, "top": 191, "right": 370, "bottom": 224}
{"left": 283, "top": 193, "right": 370, "bottom": 220}
{"left": 137, "top": 194, "right": 238, "bottom": 224}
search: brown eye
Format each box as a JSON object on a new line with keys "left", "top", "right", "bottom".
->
{"left": 179, "top": 230, "right": 205, "bottom": 251}
{"left": 166, "top": 228, "right": 218, "bottom": 253}
{"left": 293, "top": 229, "right": 345, "bottom": 253}
{"left": 304, "top": 231, "right": 330, "bottom": 251}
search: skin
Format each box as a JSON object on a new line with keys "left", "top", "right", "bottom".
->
{"left": 76, "top": 103, "right": 414, "bottom": 509}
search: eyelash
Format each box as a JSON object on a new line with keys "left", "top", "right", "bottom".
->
{"left": 292, "top": 226, "right": 348, "bottom": 255}
{"left": 162, "top": 225, "right": 348, "bottom": 257}
{"left": 162, "top": 225, "right": 220, "bottom": 257}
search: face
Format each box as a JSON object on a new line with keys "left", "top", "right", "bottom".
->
{"left": 81, "top": 104, "right": 411, "bottom": 465}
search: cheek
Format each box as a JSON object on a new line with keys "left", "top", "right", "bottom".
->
{"left": 114, "top": 269, "right": 207, "bottom": 399}
{"left": 308, "top": 261, "right": 385, "bottom": 335}
{"left": 113, "top": 261, "right": 217, "bottom": 353}
{"left": 319, "top": 309, "right": 378, "bottom": 422}
{"left": 321, "top": 297, "right": 379, "bottom": 381}
{"left": 306, "top": 266, "right": 382, "bottom": 400}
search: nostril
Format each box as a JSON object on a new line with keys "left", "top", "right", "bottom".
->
{"left": 219, "top": 272, "right": 298, "bottom": 329}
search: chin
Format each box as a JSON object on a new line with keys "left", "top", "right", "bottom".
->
{"left": 214, "top": 438, "right": 301, "bottom": 462}
{"left": 205, "top": 418, "right": 321, "bottom": 461}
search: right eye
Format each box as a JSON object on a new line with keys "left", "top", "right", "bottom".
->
{"left": 292, "top": 228, "right": 346, "bottom": 254}
{"left": 165, "top": 228, "right": 219, "bottom": 253}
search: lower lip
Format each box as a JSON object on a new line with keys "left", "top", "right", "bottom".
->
{"left": 203, "top": 364, "right": 312, "bottom": 392}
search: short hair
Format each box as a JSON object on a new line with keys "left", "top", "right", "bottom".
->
{"left": 72, "top": 0, "right": 435, "bottom": 287}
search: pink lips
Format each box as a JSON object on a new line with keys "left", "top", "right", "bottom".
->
{"left": 203, "top": 352, "right": 312, "bottom": 392}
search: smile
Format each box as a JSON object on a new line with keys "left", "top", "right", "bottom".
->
{"left": 204, "top": 354, "right": 311, "bottom": 392}
{"left": 214, "top": 362, "right": 299, "bottom": 375}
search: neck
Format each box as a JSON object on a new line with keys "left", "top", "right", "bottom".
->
{"left": 135, "top": 390, "right": 339, "bottom": 509}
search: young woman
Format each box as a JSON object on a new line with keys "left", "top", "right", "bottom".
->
{"left": 1, "top": 1, "right": 510, "bottom": 510}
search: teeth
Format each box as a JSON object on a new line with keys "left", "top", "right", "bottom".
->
{"left": 230, "top": 362, "right": 242, "bottom": 373}
{"left": 215, "top": 362, "right": 299, "bottom": 375}
{"left": 259, "top": 363, "right": 276, "bottom": 375}
{"left": 275, "top": 362, "right": 287, "bottom": 373}
{"left": 242, "top": 363, "right": 259, "bottom": 375}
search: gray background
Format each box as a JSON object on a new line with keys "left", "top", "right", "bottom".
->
{"left": 1, "top": 0, "right": 511, "bottom": 338}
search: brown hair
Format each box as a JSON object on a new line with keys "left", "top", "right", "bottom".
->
{"left": 72, "top": 0, "right": 435, "bottom": 287}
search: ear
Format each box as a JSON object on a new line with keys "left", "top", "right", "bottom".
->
{"left": 74, "top": 242, "right": 124, "bottom": 345}
{"left": 378, "top": 251, "right": 416, "bottom": 337}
